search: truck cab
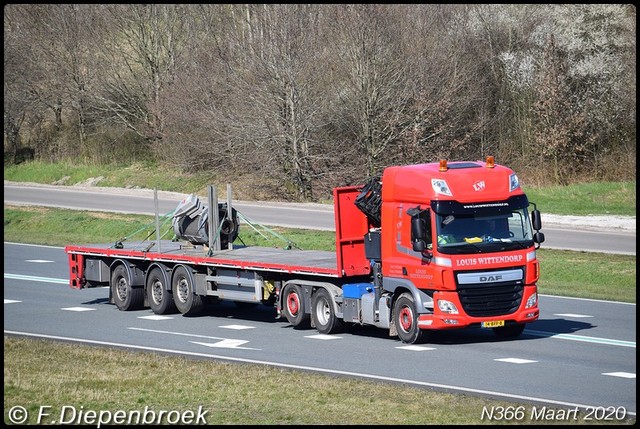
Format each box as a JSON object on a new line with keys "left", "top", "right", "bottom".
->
{"left": 359, "top": 157, "right": 544, "bottom": 343}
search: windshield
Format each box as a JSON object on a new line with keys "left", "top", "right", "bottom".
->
{"left": 435, "top": 208, "right": 534, "bottom": 254}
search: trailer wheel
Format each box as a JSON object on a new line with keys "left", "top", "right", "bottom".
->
{"left": 282, "top": 284, "right": 310, "bottom": 328}
{"left": 111, "top": 264, "right": 144, "bottom": 311}
{"left": 393, "top": 292, "right": 427, "bottom": 344}
{"left": 172, "top": 266, "right": 204, "bottom": 316}
{"left": 311, "top": 288, "right": 344, "bottom": 334}
{"left": 492, "top": 323, "right": 526, "bottom": 338}
{"left": 147, "top": 267, "right": 177, "bottom": 315}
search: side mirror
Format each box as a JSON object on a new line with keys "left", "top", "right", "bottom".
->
{"left": 411, "top": 214, "right": 431, "bottom": 253}
{"left": 531, "top": 208, "right": 542, "bottom": 231}
{"left": 412, "top": 239, "right": 426, "bottom": 252}
{"left": 411, "top": 216, "right": 427, "bottom": 252}
{"left": 534, "top": 231, "right": 545, "bottom": 244}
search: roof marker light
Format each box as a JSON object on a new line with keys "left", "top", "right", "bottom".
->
{"left": 486, "top": 156, "right": 495, "bottom": 168}
{"left": 439, "top": 159, "right": 448, "bottom": 172}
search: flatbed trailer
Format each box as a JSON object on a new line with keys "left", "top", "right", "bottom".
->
{"left": 66, "top": 186, "right": 374, "bottom": 330}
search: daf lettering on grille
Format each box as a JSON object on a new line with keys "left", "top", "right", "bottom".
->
{"left": 479, "top": 275, "right": 502, "bottom": 282}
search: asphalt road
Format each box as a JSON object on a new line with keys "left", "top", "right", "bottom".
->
{"left": 3, "top": 182, "right": 636, "bottom": 255}
{"left": 4, "top": 242, "right": 636, "bottom": 419}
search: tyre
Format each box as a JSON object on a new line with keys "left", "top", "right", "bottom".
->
{"left": 111, "top": 264, "right": 144, "bottom": 311}
{"left": 492, "top": 323, "right": 526, "bottom": 338}
{"left": 393, "top": 292, "right": 428, "bottom": 344}
{"left": 172, "top": 266, "right": 204, "bottom": 316}
{"left": 282, "top": 283, "right": 310, "bottom": 328}
{"left": 146, "top": 267, "right": 177, "bottom": 315}
{"left": 311, "top": 288, "right": 344, "bottom": 335}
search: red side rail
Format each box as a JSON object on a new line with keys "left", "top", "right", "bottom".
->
{"left": 333, "top": 186, "right": 371, "bottom": 277}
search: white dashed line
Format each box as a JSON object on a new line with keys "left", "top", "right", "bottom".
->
{"left": 219, "top": 324, "right": 255, "bottom": 330}
{"left": 4, "top": 299, "right": 22, "bottom": 304}
{"left": 305, "top": 334, "right": 343, "bottom": 340}
{"left": 494, "top": 358, "right": 538, "bottom": 364}
{"left": 138, "top": 315, "right": 174, "bottom": 320}
{"left": 61, "top": 307, "right": 96, "bottom": 312}
{"left": 396, "top": 345, "right": 436, "bottom": 351}
{"left": 554, "top": 313, "right": 593, "bottom": 318}
{"left": 191, "top": 340, "right": 259, "bottom": 350}
{"left": 602, "top": 372, "right": 635, "bottom": 379}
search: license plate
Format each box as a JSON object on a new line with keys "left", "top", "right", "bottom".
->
{"left": 482, "top": 320, "right": 505, "bottom": 328}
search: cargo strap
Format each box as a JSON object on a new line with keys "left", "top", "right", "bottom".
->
{"left": 112, "top": 209, "right": 175, "bottom": 249}
{"left": 235, "top": 211, "right": 301, "bottom": 250}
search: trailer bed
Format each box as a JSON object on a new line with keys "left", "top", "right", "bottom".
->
{"left": 66, "top": 240, "right": 341, "bottom": 277}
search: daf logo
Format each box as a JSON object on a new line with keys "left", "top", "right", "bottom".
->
{"left": 480, "top": 275, "right": 502, "bottom": 282}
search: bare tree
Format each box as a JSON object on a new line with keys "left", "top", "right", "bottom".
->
{"left": 172, "top": 4, "right": 331, "bottom": 200}
{"left": 91, "top": 4, "right": 191, "bottom": 160}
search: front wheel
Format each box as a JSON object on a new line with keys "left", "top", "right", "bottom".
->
{"left": 282, "top": 283, "right": 310, "bottom": 328}
{"left": 311, "top": 288, "right": 344, "bottom": 334}
{"left": 393, "top": 292, "right": 428, "bottom": 344}
{"left": 492, "top": 323, "right": 526, "bottom": 338}
{"left": 111, "top": 264, "right": 144, "bottom": 311}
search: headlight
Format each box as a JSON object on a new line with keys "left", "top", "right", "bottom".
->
{"left": 437, "top": 299, "right": 459, "bottom": 314}
{"left": 525, "top": 292, "right": 537, "bottom": 309}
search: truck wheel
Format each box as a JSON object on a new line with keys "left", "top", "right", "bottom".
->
{"left": 172, "top": 266, "right": 204, "bottom": 316}
{"left": 146, "top": 267, "right": 177, "bottom": 315}
{"left": 311, "top": 288, "right": 344, "bottom": 334}
{"left": 111, "top": 264, "right": 144, "bottom": 311}
{"left": 492, "top": 323, "right": 526, "bottom": 338}
{"left": 282, "top": 283, "right": 310, "bottom": 328}
{"left": 393, "top": 292, "right": 427, "bottom": 344}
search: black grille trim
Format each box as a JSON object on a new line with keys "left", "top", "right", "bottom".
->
{"left": 455, "top": 268, "right": 525, "bottom": 317}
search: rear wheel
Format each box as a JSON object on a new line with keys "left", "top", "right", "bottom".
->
{"left": 111, "top": 264, "right": 144, "bottom": 311}
{"left": 492, "top": 323, "right": 526, "bottom": 338}
{"left": 311, "top": 288, "right": 344, "bottom": 334}
{"left": 172, "top": 266, "right": 204, "bottom": 316}
{"left": 393, "top": 292, "right": 428, "bottom": 344}
{"left": 282, "top": 283, "right": 310, "bottom": 328}
{"left": 146, "top": 267, "right": 177, "bottom": 314}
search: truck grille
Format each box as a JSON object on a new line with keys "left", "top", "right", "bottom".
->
{"left": 457, "top": 284, "right": 523, "bottom": 317}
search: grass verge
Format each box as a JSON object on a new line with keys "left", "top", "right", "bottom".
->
{"left": 4, "top": 337, "right": 635, "bottom": 425}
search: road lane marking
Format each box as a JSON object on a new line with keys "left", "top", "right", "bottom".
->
{"left": 554, "top": 313, "right": 593, "bottom": 318}
{"left": 4, "top": 299, "right": 22, "bottom": 304}
{"left": 26, "top": 259, "right": 54, "bottom": 263}
{"left": 4, "top": 273, "right": 68, "bottom": 284}
{"left": 61, "top": 307, "right": 96, "bottom": 312}
{"left": 128, "top": 327, "right": 228, "bottom": 340}
{"left": 191, "top": 340, "right": 259, "bottom": 350}
{"left": 220, "top": 324, "right": 256, "bottom": 330}
{"left": 494, "top": 358, "right": 538, "bottom": 364}
{"left": 126, "top": 327, "right": 260, "bottom": 350}
{"left": 525, "top": 329, "right": 635, "bottom": 348}
{"left": 138, "top": 315, "right": 174, "bottom": 320}
{"left": 305, "top": 334, "right": 342, "bottom": 340}
{"left": 602, "top": 372, "right": 635, "bottom": 379}
{"left": 396, "top": 345, "right": 436, "bottom": 351}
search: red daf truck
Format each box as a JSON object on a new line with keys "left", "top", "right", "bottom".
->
{"left": 65, "top": 157, "right": 545, "bottom": 344}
